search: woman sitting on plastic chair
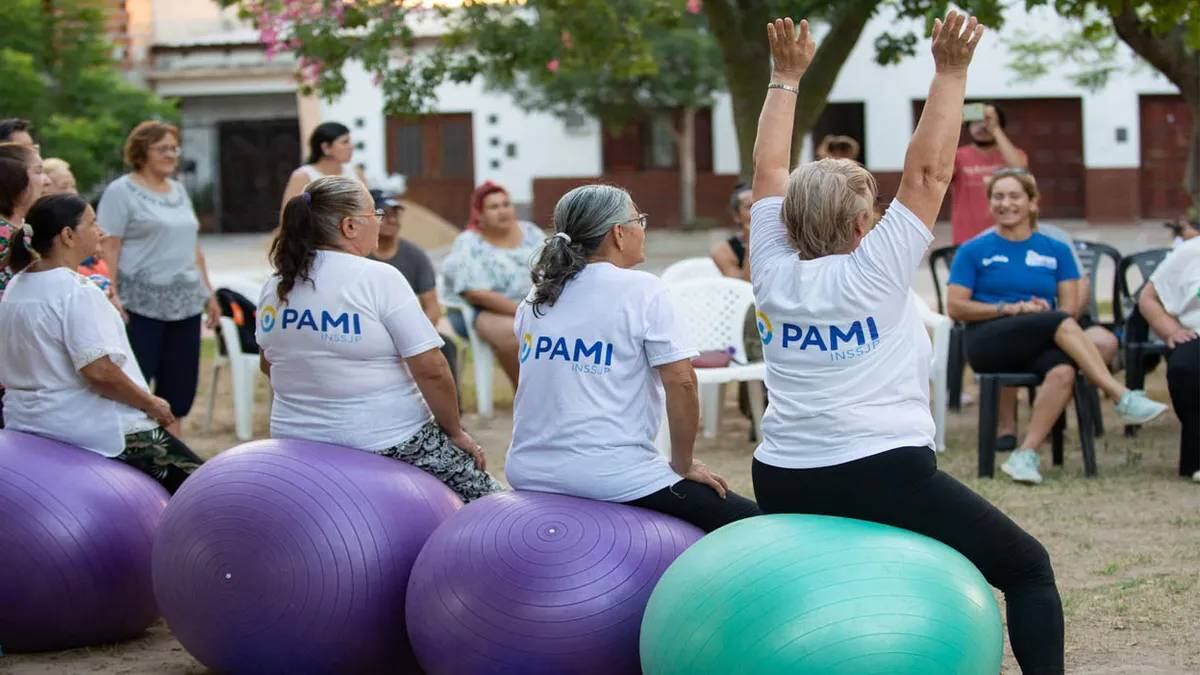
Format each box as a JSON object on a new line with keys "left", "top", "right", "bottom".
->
{"left": 504, "top": 184, "right": 760, "bottom": 533}
{"left": 947, "top": 169, "right": 1167, "bottom": 484}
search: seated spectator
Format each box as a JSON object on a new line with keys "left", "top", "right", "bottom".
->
{"left": 710, "top": 183, "right": 752, "bottom": 281}
{"left": 947, "top": 169, "right": 1167, "bottom": 484}
{"left": 506, "top": 184, "right": 760, "bottom": 532}
{"left": 1137, "top": 236, "right": 1199, "bottom": 482}
{"left": 441, "top": 181, "right": 543, "bottom": 388}
{"left": 1166, "top": 216, "right": 1199, "bottom": 248}
{"left": 0, "top": 194, "right": 203, "bottom": 493}
{"left": 43, "top": 158, "right": 77, "bottom": 196}
{"left": 368, "top": 188, "right": 459, "bottom": 389}
{"left": 257, "top": 176, "right": 502, "bottom": 503}
{"left": 815, "top": 134, "right": 861, "bottom": 161}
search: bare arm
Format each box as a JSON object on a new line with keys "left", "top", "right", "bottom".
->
{"left": 1056, "top": 279, "right": 1081, "bottom": 318}
{"left": 101, "top": 236, "right": 128, "bottom": 321}
{"left": 80, "top": 356, "right": 174, "bottom": 427}
{"left": 417, "top": 289, "right": 442, "bottom": 326}
{"left": 460, "top": 290, "right": 519, "bottom": 316}
{"left": 657, "top": 359, "right": 728, "bottom": 497}
{"left": 405, "top": 346, "right": 489, "bottom": 470}
{"left": 751, "top": 19, "right": 814, "bottom": 202}
{"left": 1140, "top": 282, "right": 1198, "bottom": 349}
{"left": 1075, "top": 276, "right": 1092, "bottom": 320}
{"left": 280, "top": 170, "right": 309, "bottom": 213}
{"left": 710, "top": 241, "right": 744, "bottom": 279}
{"left": 896, "top": 12, "right": 985, "bottom": 227}
{"left": 987, "top": 107, "right": 1028, "bottom": 169}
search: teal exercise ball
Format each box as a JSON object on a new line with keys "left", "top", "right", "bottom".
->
{"left": 640, "top": 515, "right": 1003, "bottom": 675}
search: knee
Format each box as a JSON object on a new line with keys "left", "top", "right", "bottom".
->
{"left": 997, "top": 533, "right": 1057, "bottom": 591}
{"left": 1056, "top": 317, "right": 1081, "bottom": 335}
{"left": 1092, "top": 330, "right": 1119, "bottom": 362}
{"left": 1043, "top": 364, "right": 1076, "bottom": 389}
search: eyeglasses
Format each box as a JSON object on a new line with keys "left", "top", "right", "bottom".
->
{"left": 351, "top": 209, "right": 385, "bottom": 221}
{"left": 615, "top": 213, "right": 648, "bottom": 229}
{"left": 150, "top": 145, "right": 181, "bottom": 156}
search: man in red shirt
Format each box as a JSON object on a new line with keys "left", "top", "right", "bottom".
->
{"left": 950, "top": 103, "right": 1028, "bottom": 243}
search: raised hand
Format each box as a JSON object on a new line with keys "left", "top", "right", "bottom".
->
{"left": 767, "top": 18, "right": 815, "bottom": 84}
{"left": 930, "top": 10, "right": 984, "bottom": 74}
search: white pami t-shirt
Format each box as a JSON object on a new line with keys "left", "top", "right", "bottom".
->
{"left": 750, "top": 197, "right": 936, "bottom": 469}
{"left": 256, "top": 250, "right": 444, "bottom": 451}
{"left": 0, "top": 268, "right": 157, "bottom": 457}
{"left": 505, "top": 263, "right": 697, "bottom": 502}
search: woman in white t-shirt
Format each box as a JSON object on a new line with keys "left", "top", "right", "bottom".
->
{"left": 748, "top": 16, "right": 1063, "bottom": 672}
{"left": 279, "top": 122, "right": 365, "bottom": 214}
{"left": 505, "top": 184, "right": 760, "bottom": 532}
{"left": 1138, "top": 237, "right": 1200, "bottom": 482}
{"left": 0, "top": 194, "right": 203, "bottom": 493}
{"left": 258, "top": 176, "right": 502, "bottom": 502}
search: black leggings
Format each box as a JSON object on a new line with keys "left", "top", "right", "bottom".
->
{"left": 967, "top": 311, "right": 1073, "bottom": 376}
{"left": 1167, "top": 340, "right": 1199, "bottom": 477}
{"left": 625, "top": 479, "right": 761, "bottom": 533}
{"left": 753, "top": 447, "right": 1064, "bottom": 675}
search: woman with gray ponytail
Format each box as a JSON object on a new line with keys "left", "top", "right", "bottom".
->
{"left": 256, "top": 176, "right": 502, "bottom": 502}
{"left": 505, "top": 185, "right": 760, "bottom": 532}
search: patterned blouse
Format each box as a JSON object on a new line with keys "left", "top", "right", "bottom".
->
{"left": 0, "top": 215, "right": 15, "bottom": 297}
{"left": 441, "top": 221, "right": 545, "bottom": 306}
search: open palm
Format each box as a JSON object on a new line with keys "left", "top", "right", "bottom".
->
{"left": 767, "top": 18, "right": 815, "bottom": 82}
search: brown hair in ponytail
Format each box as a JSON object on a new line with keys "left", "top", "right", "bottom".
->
{"left": 270, "top": 175, "right": 367, "bottom": 303}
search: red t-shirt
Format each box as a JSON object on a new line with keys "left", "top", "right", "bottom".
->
{"left": 950, "top": 144, "right": 1027, "bottom": 244}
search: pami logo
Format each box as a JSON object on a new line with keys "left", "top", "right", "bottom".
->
{"left": 761, "top": 312, "right": 882, "bottom": 362}
{"left": 259, "top": 304, "right": 363, "bottom": 344}
{"left": 523, "top": 334, "right": 615, "bottom": 375}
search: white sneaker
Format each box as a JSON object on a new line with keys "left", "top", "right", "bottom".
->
{"left": 1192, "top": 471, "right": 1199, "bottom": 484}
{"left": 1001, "top": 449, "right": 1043, "bottom": 485}
{"left": 1114, "top": 390, "right": 1169, "bottom": 426}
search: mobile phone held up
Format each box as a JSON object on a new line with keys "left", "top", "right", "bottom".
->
{"left": 963, "top": 103, "right": 986, "bottom": 123}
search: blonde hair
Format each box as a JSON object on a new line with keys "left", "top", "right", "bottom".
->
{"left": 986, "top": 169, "right": 1040, "bottom": 229}
{"left": 781, "top": 158, "right": 877, "bottom": 260}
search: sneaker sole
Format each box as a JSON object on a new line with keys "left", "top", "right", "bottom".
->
{"left": 1119, "top": 405, "right": 1169, "bottom": 427}
{"left": 1000, "top": 462, "right": 1042, "bottom": 485}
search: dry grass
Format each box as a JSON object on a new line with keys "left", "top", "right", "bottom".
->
{"left": 4, "top": 345, "right": 1197, "bottom": 674}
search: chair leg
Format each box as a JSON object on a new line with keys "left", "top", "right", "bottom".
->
{"left": 1124, "top": 345, "right": 1143, "bottom": 437}
{"left": 700, "top": 383, "right": 721, "bottom": 439}
{"left": 1089, "top": 383, "right": 1105, "bottom": 438}
{"left": 205, "top": 359, "right": 222, "bottom": 433}
{"left": 948, "top": 328, "right": 965, "bottom": 411}
{"left": 1052, "top": 413, "right": 1065, "bottom": 467}
{"left": 232, "top": 361, "right": 253, "bottom": 442}
{"left": 977, "top": 376, "right": 1000, "bottom": 478}
{"left": 1075, "top": 377, "right": 1098, "bottom": 477}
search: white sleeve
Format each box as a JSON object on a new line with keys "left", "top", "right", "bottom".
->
{"left": 844, "top": 198, "right": 935, "bottom": 301}
{"left": 375, "top": 267, "right": 444, "bottom": 358}
{"left": 1149, "top": 243, "right": 1198, "bottom": 317}
{"left": 748, "top": 197, "right": 791, "bottom": 277}
{"left": 643, "top": 287, "right": 698, "bottom": 367}
{"left": 63, "top": 284, "right": 131, "bottom": 370}
{"left": 96, "top": 181, "right": 131, "bottom": 239}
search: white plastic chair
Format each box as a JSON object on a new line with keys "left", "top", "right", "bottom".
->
{"left": 205, "top": 315, "right": 264, "bottom": 441}
{"left": 910, "top": 290, "right": 951, "bottom": 452}
{"left": 660, "top": 257, "right": 721, "bottom": 285}
{"left": 436, "top": 273, "right": 495, "bottom": 418}
{"left": 667, "top": 277, "right": 766, "bottom": 441}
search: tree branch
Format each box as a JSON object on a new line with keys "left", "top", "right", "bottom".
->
{"left": 1110, "top": 4, "right": 1199, "bottom": 100}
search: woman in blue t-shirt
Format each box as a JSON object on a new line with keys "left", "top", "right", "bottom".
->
{"left": 947, "top": 169, "right": 1167, "bottom": 484}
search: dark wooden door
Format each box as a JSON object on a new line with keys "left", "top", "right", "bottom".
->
{"left": 387, "top": 113, "right": 475, "bottom": 227}
{"left": 218, "top": 118, "right": 301, "bottom": 232}
{"left": 1140, "top": 95, "right": 1193, "bottom": 219}
{"left": 912, "top": 98, "right": 1085, "bottom": 219}
{"left": 812, "top": 101, "right": 866, "bottom": 164}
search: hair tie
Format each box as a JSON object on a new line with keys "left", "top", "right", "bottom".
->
{"left": 553, "top": 231, "right": 572, "bottom": 244}
{"left": 302, "top": 191, "right": 312, "bottom": 205}
{"left": 20, "top": 223, "right": 39, "bottom": 261}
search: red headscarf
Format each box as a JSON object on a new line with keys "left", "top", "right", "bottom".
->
{"left": 466, "top": 181, "right": 508, "bottom": 231}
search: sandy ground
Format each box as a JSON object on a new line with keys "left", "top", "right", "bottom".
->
{"left": 3, "top": 345, "right": 1197, "bottom": 674}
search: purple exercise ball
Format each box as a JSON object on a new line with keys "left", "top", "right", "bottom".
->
{"left": 406, "top": 491, "right": 705, "bottom": 675}
{"left": 152, "top": 439, "right": 463, "bottom": 674}
{"left": 0, "top": 429, "right": 169, "bottom": 652}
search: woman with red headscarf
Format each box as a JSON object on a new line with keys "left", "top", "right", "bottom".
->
{"left": 442, "top": 182, "right": 544, "bottom": 387}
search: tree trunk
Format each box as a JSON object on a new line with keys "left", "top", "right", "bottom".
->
{"left": 703, "top": 0, "right": 771, "bottom": 181}
{"left": 678, "top": 106, "right": 697, "bottom": 226}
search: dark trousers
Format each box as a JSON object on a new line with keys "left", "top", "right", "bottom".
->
{"left": 753, "top": 447, "right": 1065, "bottom": 675}
{"left": 126, "top": 312, "right": 202, "bottom": 418}
{"left": 625, "top": 479, "right": 761, "bottom": 533}
{"left": 1167, "top": 340, "right": 1199, "bottom": 477}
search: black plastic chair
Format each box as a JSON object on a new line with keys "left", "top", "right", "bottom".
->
{"left": 1119, "top": 249, "right": 1172, "bottom": 436}
{"left": 928, "top": 245, "right": 966, "bottom": 409}
{"left": 977, "top": 371, "right": 1098, "bottom": 478}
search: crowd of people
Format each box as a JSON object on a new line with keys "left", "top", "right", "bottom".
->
{"left": 0, "top": 10, "right": 1196, "bottom": 671}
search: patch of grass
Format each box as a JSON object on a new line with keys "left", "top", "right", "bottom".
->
{"left": 1095, "top": 553, "right": 1154, "bottom": 577}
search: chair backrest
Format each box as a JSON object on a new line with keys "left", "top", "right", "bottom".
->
{"left": 1072, "top": 239, "right": 1122, "bottom": 324}
{"left": 215, "top": 287, "right": 259, "bottom": 356}
{"left": 1117, "top": 248, "right": 1171, "bottom": 319}
{"left": 661, "top": 257, "right": 722, "bottom": 285}
{"left": 666, "top": 277, "right": 757, "bottom": 363}
{"left": 927, "top": 245, "right": 958, "bottom": 315}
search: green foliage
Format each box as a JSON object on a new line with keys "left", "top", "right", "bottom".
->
{"left": 0, "top": 0, "right": 176, "bottom": 194}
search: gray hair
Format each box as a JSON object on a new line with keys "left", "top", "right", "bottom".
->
{"left": 271, "top": 175, "right": 369, "bottom": 302}
{"left": 529, "top": 184, "right": 633, "bottom": 316}
{"left": 782, "top": 158, "right": 877, "bottom": 260}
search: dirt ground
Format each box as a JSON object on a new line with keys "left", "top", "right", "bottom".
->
{"left": 3, "top": 348, "right": 1197, "bottom": 674}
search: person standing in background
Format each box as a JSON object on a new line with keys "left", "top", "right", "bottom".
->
{"left": 279, "top": 122, "right": 366, "bottom": 211}
{"left": 950, "top": 103, "right": 1028, "bottom": 244}
{"left": 98, "top": 121, "right": 220, "bottom": 439}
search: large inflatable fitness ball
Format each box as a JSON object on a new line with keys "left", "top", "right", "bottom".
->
{"left": 641, "top": 514, "right": 1003, "bottom": 675}
{"left": 0, "top": 430, "right": 169, "bottom": 652}
{"left": 152, "top": 439, "right": 462, "bottom": 674}
{"left": 406, "top": 491, "right": 705, "bottom": 675}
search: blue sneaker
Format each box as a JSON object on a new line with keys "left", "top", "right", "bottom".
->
{"left": 1115, "top": 390, "right": 1168, "bottom": 426}
{"left": 1001, "top": 449, "right": 1042, "bottom": 485}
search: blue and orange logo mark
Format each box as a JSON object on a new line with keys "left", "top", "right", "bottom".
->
{"left": 260, "top": 305, "right": 277, "bottom": 333}
{"left": 756, "top": 310, "right": 773, "bottom": 345}
{"left": 519, "top": 332, "right": 534, "bottom": 362}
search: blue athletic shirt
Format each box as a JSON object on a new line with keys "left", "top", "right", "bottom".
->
{"left": 948, "top": 231, "right": 1080, "bottom": 307}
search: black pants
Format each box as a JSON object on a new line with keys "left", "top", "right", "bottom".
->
{"left": 625, "top": 479, "right": 761, "bottom": 533}
{"left": 966, "top": 312, "right": 1073, "bottom": 376}
{"left": 126, "top": 312, "right": 202, "bottom": 418}
{"left": 753, "top": 447, "right": 1064, "bottom": 675}
{"left": 1167, "top": 340, "right": 1199, "bottom": 477}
